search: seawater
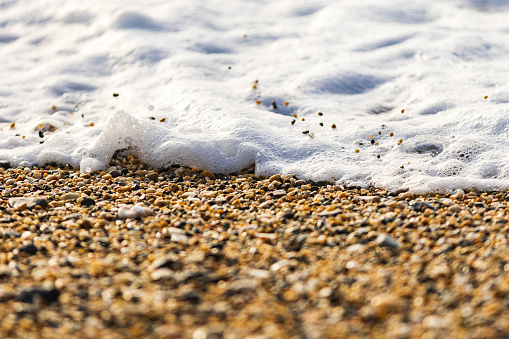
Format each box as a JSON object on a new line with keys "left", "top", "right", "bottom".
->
{"left": 1, "top": 0, "right": 509, "bottom": 193}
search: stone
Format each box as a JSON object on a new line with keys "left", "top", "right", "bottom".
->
{"left": 154, "top": 198, "right": 169, "bottom": 207}
{"left": 80, "top": 197, "right": 96, "bottom": 207}
{"left": 109, "top": 170, "right": 122, "bottom": 178}
{"left": 46, "top": 174, "right": 59, "bottom": 182}
{"left": 18, "top": 287, "right": 60, "bottom": 303}
{"left": 8, "top": 197, "right": 48, "bottom": 210}
{"left": 272, "top": 190, "right": 286, "bottom": 197}
{"left": 145, "top": 171, "right": 159, "bottom": 181}
{"left": 0, "top": 160, "right": 11, "bottom": 169}
{"left": 118, "top": 204, "right": 153, "bottom": 219}
{"left": 318, "top": 209, "right": 342, "bottom": 217}
{"left": 371, "top": 293, "right": 404, "bottom": 319}
{"left": 19, "top": 244, "right": 38, "bottom": 255}
{"left": 60, "top": 192, "right": 80, "bottom": 201}
{"left": 202, "top": 170, "right": 215, "bottom": 179}
{"left": 376, "top": 234, "right": 401, "bottom": 252}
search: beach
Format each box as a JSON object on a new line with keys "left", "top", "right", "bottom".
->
{"left": 0, "top": 155, "right": 508, "bottom": 338}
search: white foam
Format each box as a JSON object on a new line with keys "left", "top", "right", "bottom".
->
{"left": 1, "top": 0, "right": 509, "bottom": 193}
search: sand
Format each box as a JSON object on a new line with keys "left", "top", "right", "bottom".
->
{"left": 0, "top": 154, "right": 508, "bottom": 338}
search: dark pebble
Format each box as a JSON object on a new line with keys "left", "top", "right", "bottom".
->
{"left": 109, "top": 170, "right": 122, "bottom": 178}
{"left": 80, "top": 197, "right": 96, "bottom": 207}
{"left": 18, "top": 287, "right": 60, "bottom": 303}
{"left": 0, "top": 160, "right": 11, "bottom": 169}
{"left": 19, "top": 244, "right": 38, "bottom": 255}
{"left": 179, "top": 291, "right": 201, "bottom": 304}
{"left": 146, "top": 172, "right": 159, "bottom": 181}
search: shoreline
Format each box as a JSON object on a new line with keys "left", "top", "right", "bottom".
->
{"left": 1, "top": 155, "right": 509, "bottom": 338}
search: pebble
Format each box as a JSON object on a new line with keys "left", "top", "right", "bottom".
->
{"left": 118, "top": 204, "right": 153, "bottom": 219}
{"left": 272, "top": 190, "right": 286, "bottom": 196}
{"left": 18, "top": 287, "right": 60, "bottom": 303}
{"left": 18, "top": 244, "right": 38, "bottom": 255}
{"left": 376, "top": 234, "right": 402, "bottom": 252}
{"left": 8, "top": 197, "right": 48, "bottom": 210}
{"left": 60, "top": 192, "right": 80, "bottom": 201}
{"left": 0, "top": 160, "right": 11, "bottom": 169}
{"left": 145, "top": 171, "right": 159, "bottom": 181}
{"left": 371, "top": 293, "right": 404, "bottom": 319}
{"left": 79, "top": 197, "right": 96, "bottom": 207}
{"left": 46, "top": 174, "right": 59, "bottom": 181}
{"left": 202, "top": 170, "right": 215, "bottom": 179}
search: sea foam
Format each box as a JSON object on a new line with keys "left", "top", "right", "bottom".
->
{"left": 1, "top": 0, "right": 509, "bottom": 193}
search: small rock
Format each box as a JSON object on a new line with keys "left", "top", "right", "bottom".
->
{"left": 19, "top": 244, "right": 38, "bottom": 255}
{"left": 18, "top": 287, "right": 60, "bottom": 303}
{"left": 448, "top": 204, "right": 463, "bottom": 213}
{"left": 102, "top": 173, "right": 112, "bottom": 180}
{"left": 118, "top": 204, "right": 153, "bottom": 219}
{"left": 294, "top": 179, "right": 307, "bottom": 186}
{"left": 46, "top": 174, "right": 59, "bottom": 182}
{"left": 60, "top": 192, "right": 79, "bottom": 201}
{"left": 151, "top": 255, "right": 181, "bottom": 271}
{"left": 423, "top": 314, "right": 446, "bottom": 329}
{"left": 376, "top": 234, "right": 401, "bottom": 252}
{"left": 247, "top": 268, "right": 271, "bottom": 279}
{"left": 255, "top": 233, "right": 277, "bottom": 241}
{"left": 225, "top": 280, "right": 258, "bottom": 295}
{"left": 8, "top": 197, "right": 48, "bottom": 210}
{"left": 170, "top": 183, "right": 180, "bottom": 192}
{"left": 318, "top": 209, "right": 342, "bottom": 217}
{"left": 359, "top": 196, "right": 381, "bottom": 203}
{"left": 78, "top": 219, "right": 93, "bottom": 229}
{"left": 179, "top": 291, "right": 201, "bottom": 304}
{"left": 269, "top": 174, "right": 281, "bottom": 181}
{"left": 200, "top": 191, "right": 217, "bottom": 198}
{"left": 347, "top": 244, "right": 366, "bottom": 253}
{"left": 171, "top": 233, "right": 189, "bottom": 243}
{"left": 427, "top": 263, "right": 451, "bottom": 279}
{"left": 0, "top": 160, "right": 11, "bottom": 169}
{"left": 15, "top": 202, "right": 27, "bottom": 212}
{"left": 109, "top": 170, "right": 122, "bottom": 178}
{"left": 371, "top": 293, "right": 404, "bottom": 319}
{"left": 154, "top": 198, "right": 169, "bottom": 207}
{"left": 399, "top": 192, "right": 414, "bottom": 199}
{"left": 151, "top": 269, "right": 175, "bottom": 281}
{"left": 145, "top": 172, "right": 159, "bottom": 181}
{"left": 272, "top": 190, "right": 286, "bottom": 197}
{"left": 202, "top": 170, "right": 215, "bottom": 179}
{"left": 80, "top": 197, "right": 95, "bottom": 207}
{"left": 3, "top": 229, "right": 20, "bottom": 238}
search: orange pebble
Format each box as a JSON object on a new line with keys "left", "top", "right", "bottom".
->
{"left": 284, "top": 101, "right": 289, "bottom": 106}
